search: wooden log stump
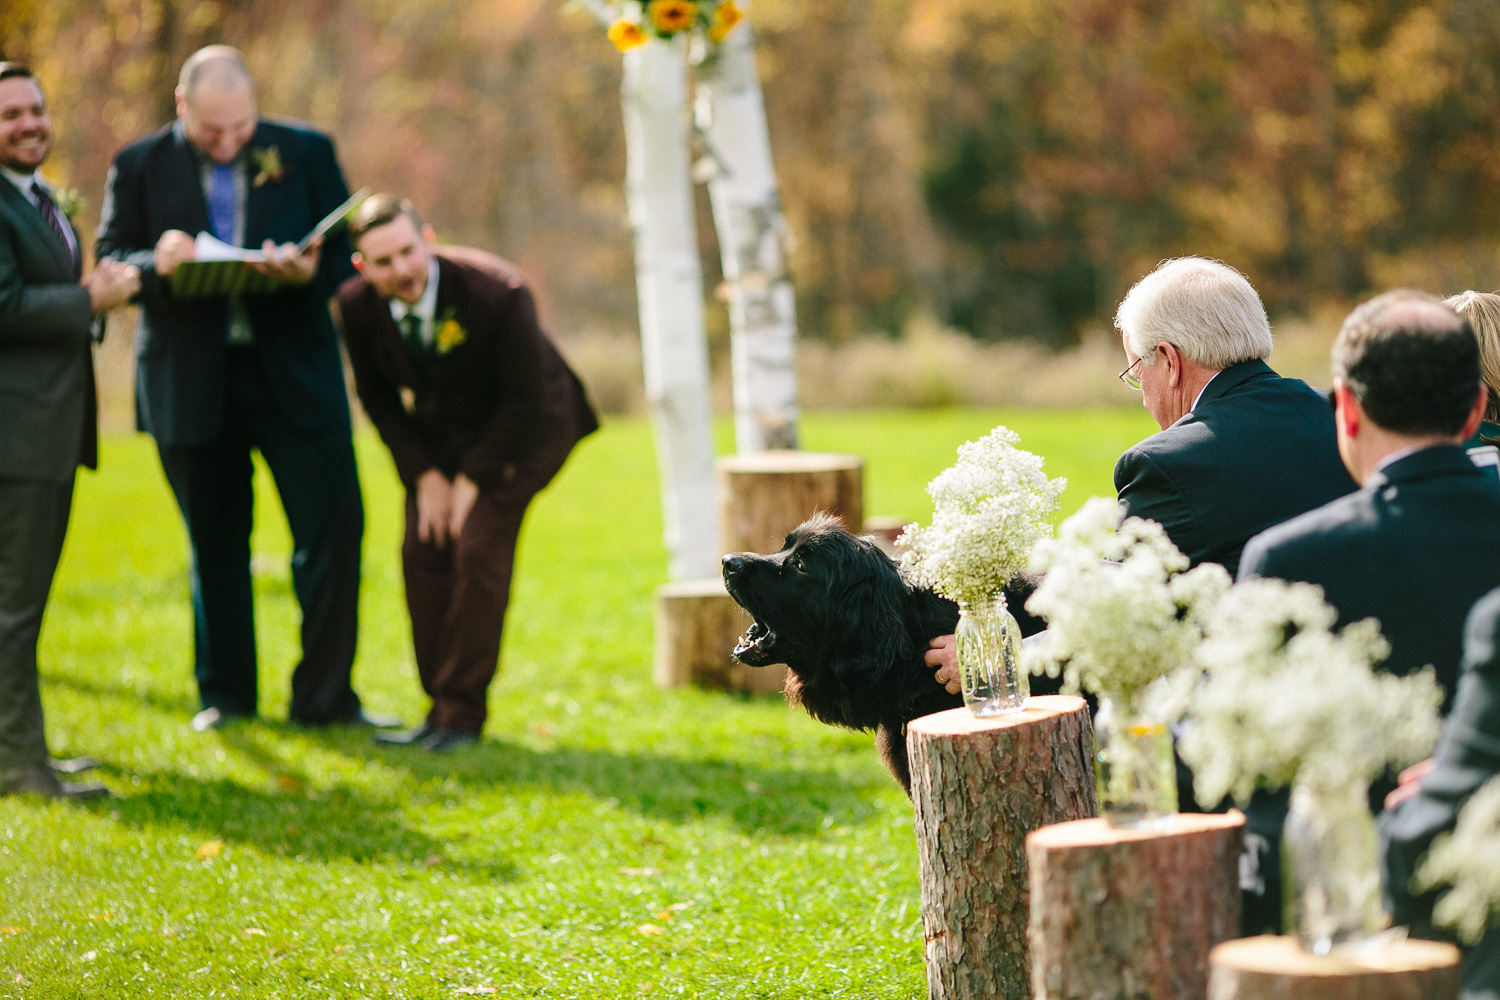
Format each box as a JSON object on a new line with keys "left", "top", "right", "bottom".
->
{"left": 1208, "top": 935, "right": 1461, "bottom": 1000}
{"left": 717, "top": 451, "right": 863, "bottom": 556}
{"left": 653, "top": 579, "right": 788, "bottom": 695}
{"left": 907, "top": 697, "right": 1098, "bottom": 1000}
{"left": 1027, "top": 812, "right": 1245, "bottom": 1000}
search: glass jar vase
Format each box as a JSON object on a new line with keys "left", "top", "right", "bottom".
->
{"left": 1283, "top": 780, "right": 1383, "bottom": 955}
{"left": 1092, "top": 691, "right": 1178, "bottom": 826}
{"left": 954, "top": 595, "right": 1028, "bottom": 717}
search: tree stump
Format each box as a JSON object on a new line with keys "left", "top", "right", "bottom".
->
{"left": 907, "top": 697, "right": 1098, "bottom": 1000}
{"left": 1208, "top": 935, "right": 1461, "bottom": 1000}
{"left": 1027, "top": 812, "right": 1245, "bottom": 1000}
{"left": 653, "top": 578, "right": 788, "bottom": 695}
{"left": 717, "top": 451, "right": 863, "bottom": 556}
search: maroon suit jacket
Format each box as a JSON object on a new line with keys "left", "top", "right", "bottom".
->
{"left": 336, "top": 247, "right": 597, "bottom": 504}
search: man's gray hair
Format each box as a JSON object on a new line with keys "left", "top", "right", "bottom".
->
{"left": 178, "top": 45, "right": 254, "bottom": 98}
{"left": 1115, "top": 257, "right": 1273, "bottom": 370}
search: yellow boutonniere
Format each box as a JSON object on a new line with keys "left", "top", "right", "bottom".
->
{"left": 648, "top": 0, "right": 698, "bottom": 35}
{"left": 609, "top": 19, "right": 648, "bottom": 51}
{"left": 434, "top": 309, "right": 467, "bottom": 355}
{"left": 251, "top": 146, "right": 285, "bottom": 188}
{"left": 51, "top": 186, "right": 85, "bottom": 222}
{"left": 708, "top": 1, "right": 744, "bottom": 42}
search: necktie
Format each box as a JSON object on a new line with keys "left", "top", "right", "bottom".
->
{"left": 31, "top": 182, "right": 77, "bottom": 267}
{"left": 207, "top": 164, "right": 236, "bottom": 243}
{"left": 399, "top": 313, "right": 428, "bottom": 371}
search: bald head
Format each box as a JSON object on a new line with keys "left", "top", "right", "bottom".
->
{"left": 175, "top": 46, "right": 257, "bottom": 165}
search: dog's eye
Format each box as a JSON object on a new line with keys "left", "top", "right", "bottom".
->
{"left": 787, "top": 555, "right": 808, "bottom": 575}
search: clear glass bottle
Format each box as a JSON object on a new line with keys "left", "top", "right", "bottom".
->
{"left": 1283, "top": 780, "right": 1384, "bottom": 955}
{"left": 954, "top": 595, "right": 1028, "bottom": 717}
{"left": 1092, "top": 691, "right": 1178, "bottom": 826}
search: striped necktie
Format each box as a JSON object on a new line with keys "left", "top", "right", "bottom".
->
{"left": 399, "top": 313, "right": 428, "bottom": 371}
{"left": 31, "top": 182, "right": 77, "bottom": 267}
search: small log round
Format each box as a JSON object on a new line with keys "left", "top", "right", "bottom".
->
{"left": 1208, "top": 935, "right": 1462, "bottom": 1000}
{"left": 717, "top": 451, "right": 863, "bottom": 556}
{"left": 907, "top": 697, "right": 1098, "bottom": 1000}
{"left": 653, "top": 578, "right": 787, "bottom": 695}
{"left": 1027, "top": 812, "right": 1246, "bottom": 1000}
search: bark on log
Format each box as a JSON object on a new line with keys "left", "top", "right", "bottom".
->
{"left": 653, "top": 578, "right": 788, "bottom": 695}
{"left": 1027, "top": 812, "right": 1245, "bottom": 1000}
{"left": 907, "top": 697, "right": 1098, "bottom": 1000}
{"left": 1208, "top": 935, "right": 1461, "bottom": 1000}
{"left": 717, "top": 451, "right": 863, "bottom": 557}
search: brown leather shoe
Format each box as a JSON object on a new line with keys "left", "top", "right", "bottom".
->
{"left": 0, "top": 763, "right": 108, "bottom": 800}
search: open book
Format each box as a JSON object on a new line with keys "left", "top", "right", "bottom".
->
{"left": 168, "top": 187, "right": 370, "bottom": 299}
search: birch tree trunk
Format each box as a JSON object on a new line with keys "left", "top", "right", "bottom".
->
{"left": 622, "top": 38, "right": 720, "bottom": 579}
{"left": 697, "top": 9, "right": 800, "bottom": 453}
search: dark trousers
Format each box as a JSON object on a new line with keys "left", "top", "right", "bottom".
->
{"left": 0, "top": 475, "right": 74, "bottom": 780}
{"left": 156, "top": 351, "right": 364, "bottom": 723}
{"left": 402, "top": 490, "right": 527, "bottom": 734}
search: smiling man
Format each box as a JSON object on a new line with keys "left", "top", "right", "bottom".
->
{"left": 337, "top": 195, "right": 596, "bottom": 753}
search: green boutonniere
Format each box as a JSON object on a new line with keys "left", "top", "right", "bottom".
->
{"left": 251, "top": 146, "right": 285, "bottom": 188}
{"left": 52, "top": 187, "right": 85, "bottom": 222}
{"left": 434, "top": 307, "right": 468, "bottom": 355}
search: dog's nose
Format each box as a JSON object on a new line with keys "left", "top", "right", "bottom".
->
{"left": 722, "top": 553, "right": 746, "bottom": 576}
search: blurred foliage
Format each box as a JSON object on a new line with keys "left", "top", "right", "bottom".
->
{"left": 4, "top": 0, "right": 1500, "bottom": 346}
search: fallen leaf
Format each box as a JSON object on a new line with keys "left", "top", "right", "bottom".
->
{"left": 82, "top": 950, "right": 97, "bottom": 962}
{"left": 436, "top": 934, "right": 459, "bottom": 945}
{"left": 636, "top": 923, "right": 663, "bottom": 936}
{"left": 242, "top": 928, "right": 266, "bottom": 937}
{"left": 531, "top": 724, "right": 555, "bottom": 739}
{"left": 277, "top": 775, "right": 299, "bottom": 790}
{"left": 655, "top": 911, "right": 674, "bottom": 922}
{"left": 617, "top": 867, "right": 659, "bottom": 877}
{"left": 0, "top": 927, "right": 20, "bottom": 935}
{"left": 196, "top": 839, "right": 223, "bottom": 860}
{"left": 12, "top": 973, "right": 27, "bottom": 985}
{"left": 667, "top": 901, "right": 693, "bottom": 911}
{"left": 87, "top": 913, "right": 111, "bottom": 922}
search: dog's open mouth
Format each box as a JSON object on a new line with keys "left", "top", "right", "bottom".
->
{"left": 733, "top": 619, "right": 778, "bottom": 663}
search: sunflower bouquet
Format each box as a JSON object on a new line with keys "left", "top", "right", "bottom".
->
{"left": 607, "top": 0, "right": 745, "bottom": 51}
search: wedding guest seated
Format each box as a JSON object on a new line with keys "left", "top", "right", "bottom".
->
{"left": 1446, "top": 291, "right": 1500, "bottom": 447}
{"left": 1381, "top": 586, "right": 1500, "bottom": 1000}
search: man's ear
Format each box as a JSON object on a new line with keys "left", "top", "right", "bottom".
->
{"left": 351, "top": 252, "right": 365, "bottom": 274}
{"left": 1159, "top": 342, "right": 1183, "bottom": 387}
{"left": 1333, "top": 379, "right": 1361, "bottom": 438}
{"left": 1461, "top": 383, "right": 1488, "bottom": 442}
{"left": 174, "top": 86, "right": 188, "bottom": 119}
{"left": 421, "top": 223, "right": 437, "bottom": 246}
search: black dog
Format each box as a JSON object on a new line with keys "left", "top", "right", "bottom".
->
{"left": 721, "top": 513, "right": 1045, "bottom": 794}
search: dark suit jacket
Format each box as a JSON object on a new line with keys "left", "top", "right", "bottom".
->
{"left": 1115, "top": 358, "right": 1357, "bottom": 578}
{"left": 95, "top": 119, "right": 356, "bottom": 446}
{"left": 336, "top": 247, "right": 597, "bottom": 505}
{"left": 1381, "top": 587, "right": 1500, "bottom": 1000}
{"left": 1241, "top": 445, "right": 1500, "bottom": 707}
{"left": 0, "top": 177, "right": 96, "bottom": 480}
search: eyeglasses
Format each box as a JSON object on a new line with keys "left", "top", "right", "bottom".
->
{"left": 1118, "top": 357, "right": 1144, "bottom": 390}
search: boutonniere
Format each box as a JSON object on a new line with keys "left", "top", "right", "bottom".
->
{"left": 250, "top": 145, "right": 285, "bottom": 188}
{"left": 434, "top": 307, "right": 468, "bottom": 355}
{"left": 52, "top": 187, "right": 85, "bottom": 222}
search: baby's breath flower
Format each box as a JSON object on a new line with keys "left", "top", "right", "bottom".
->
{"left": 897, "top": 426, "right": 1065, "bottom": 607}
{"left": 1418, "top": 776, "right": 1500, "bottom": 944}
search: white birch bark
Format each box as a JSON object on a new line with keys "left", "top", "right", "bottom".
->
{"left": 621, "top": 38, "right": 720, "bottom": 579}
{"left": 696, "top": 10, "right": 800, "bottom": 453}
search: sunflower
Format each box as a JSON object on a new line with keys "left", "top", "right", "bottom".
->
{"left": 707, "top": 0, "right": 744, "bottom": 42}
{"left": 648, "top": 0, "right": 698, "bottom": 35}
{"left": 608, "top": 19, "right": 648, "bottom": 51}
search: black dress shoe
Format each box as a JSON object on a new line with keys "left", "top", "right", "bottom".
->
{"left": 49, "top": 756, "right": 100, "bottom": 774}
{"left": 421, "top": 726, "right": 479, "bottom": 754}
{"left": 374, "top": 722, "right": 437, "bottom": 746}
{"left": 0, "top": 763, "right": 108, "bottom": 801}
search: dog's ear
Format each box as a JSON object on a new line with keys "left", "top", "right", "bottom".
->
{"left": 821, "top": 558, "right": 915, "bottom": 681}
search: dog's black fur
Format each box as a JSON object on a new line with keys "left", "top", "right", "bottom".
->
{"left": 721, "top": 513, "right": 1046, "bottom": 795}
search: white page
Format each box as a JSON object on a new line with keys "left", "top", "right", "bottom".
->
{"left": 193, "top": 231, "right": 267, "bottom": 263}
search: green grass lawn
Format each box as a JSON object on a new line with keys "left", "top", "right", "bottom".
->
{"left": 0, "top": 406, "right": 1155, "bottom": 999}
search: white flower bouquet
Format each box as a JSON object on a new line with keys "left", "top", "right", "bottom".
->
{"left": 1181, "top": 578, "right": 1443, "bottom": 807}
{"left": 1418, "top": 775, "right": 1500, "bottom": 944}
{"left": 1022, "top": 496, "right": 1230, "bottom": 702}
{"left": 897, "top": 425, "right": 1065, "bottom": 608}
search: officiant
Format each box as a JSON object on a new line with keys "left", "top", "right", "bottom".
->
{"left": 96, "top": 45, "right": 394, "bottom": 732}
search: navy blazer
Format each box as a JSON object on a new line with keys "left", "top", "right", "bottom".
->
{"left": 1242, "top": 445, "right": 1500, "bottom": 707}
{"left": 96, "top": 119, "right": 356, "bottom": 447}
{"left": 1115, "top": 358, "right": 1357, "bottom": 578}
{"left": 1381, "top": 587, "right": 1500, "bottom": 999}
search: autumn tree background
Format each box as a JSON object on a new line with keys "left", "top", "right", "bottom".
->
{"left": 4, "top": 0, "right": 1499, "bottom": 358}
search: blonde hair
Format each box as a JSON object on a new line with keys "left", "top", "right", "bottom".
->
{"left": 1444, "top": 291, "right": 1500, "bottom": 423}
{"left": 1115, "top": 257, "right": 1272, "bottom": 369}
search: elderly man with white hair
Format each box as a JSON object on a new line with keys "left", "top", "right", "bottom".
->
{"left": 1112, "top": 256, "right": 1356, "bottom": 578}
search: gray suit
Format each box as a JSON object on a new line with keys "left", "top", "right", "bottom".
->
{"left": 0, "top": 174, "right": 96, "bottom": 784}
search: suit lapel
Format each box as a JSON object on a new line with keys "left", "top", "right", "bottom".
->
{"left": 0, "top": 176, "right": 73, "bottom": 276}
{"left": 243, "top": 122, "right": 276, "bottom": 247}
{"left": 162, "top": 126, "right": 212, "bottom": 236}
{"left": 371, "top": 291, "right": 427, "bottom": 389}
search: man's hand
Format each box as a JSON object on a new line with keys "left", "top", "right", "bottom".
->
{"left": 416, "top": 469, "right": 454, "bottom": 550}
{"left": 82, "top": 260, "right": 141, "bottom": 312}
{"left": 250, "top": 236, "right": 320, "bottom": 286}
{"left": 1383, "top": 757, "right": 1436, "bottom": 811}
{"left": 153, "top": 229, "right": 196, "bottom": 277}
{"left": 926, "top": 634, "right": 960, "bottom": 694}
{"left": 449, "top": 474, "right": 480, "bottom": 542}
